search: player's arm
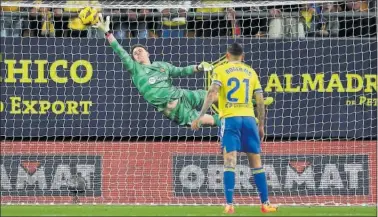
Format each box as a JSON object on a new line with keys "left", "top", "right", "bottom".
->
{"left": 253, "top": 73, "right": 265, "bottom": 141}
{"left": 168, "top": 62, "right": 214, "bottom": 77}
{"left": 198, "top": 83, "right": 220, "bottom": 118}
{"left": 167, "top": 63, "right": 196, "bottom": 77}
{"left": 93, "top": 14, "right": 135, "bottom": 71}
{"left": 198, "top": 68, "right": 222, "bottom": 118}
{"left": 255, "top": 92, "right": 265, "bottom": 127}
{"left": 191, "top": 67, "right": 221, "bottom": 130}
{"left": 106, "top": 34, "right": 135, "bottom": 71}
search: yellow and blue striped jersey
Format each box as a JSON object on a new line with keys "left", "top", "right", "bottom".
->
{"left": 212, "top": 61, "right": 262, "bottom": 118}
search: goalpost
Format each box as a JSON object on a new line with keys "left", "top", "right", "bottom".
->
{"left": 0, "top": 0, "right": 377, "bottom": 206}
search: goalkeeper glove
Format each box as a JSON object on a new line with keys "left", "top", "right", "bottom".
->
{"left": 197, "top": 62, "right": 214, "bottom": 72}
{"left": 92, "top": 13, "right": 110, "bottom": 35}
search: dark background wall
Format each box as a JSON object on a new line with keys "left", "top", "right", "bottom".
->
{"left": 0, "top": 38, "right": 376, "bottom": 140}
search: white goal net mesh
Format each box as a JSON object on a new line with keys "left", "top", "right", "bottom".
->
{"left": 0, "top": 0, "right": 377, "bottom": 205}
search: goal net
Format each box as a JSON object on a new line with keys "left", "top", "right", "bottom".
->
{"left": 0, "top": 0, "right": 377, "bottom": 205}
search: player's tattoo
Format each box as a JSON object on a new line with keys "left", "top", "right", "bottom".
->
{"left": 255, "top": 92, "right": 265, "bottom": 125}
{"left": 198, "top": 83, "right": 220, "bottom": 117}
{"left": 224, "top": 151, "right": 237, "bottom": 169}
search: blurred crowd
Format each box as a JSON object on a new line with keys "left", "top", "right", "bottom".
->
{"left": 1, "top": 0, "right": 377, "bottom": 38}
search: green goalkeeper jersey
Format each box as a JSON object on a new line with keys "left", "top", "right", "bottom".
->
{"left": 109, "top": 39, "right": 196, "bottom": 112}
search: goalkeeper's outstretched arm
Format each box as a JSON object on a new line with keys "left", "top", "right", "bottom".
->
{"left": 167, "top": 61, "right": 214, "bottom": 79}
{"left": 168, "top": 61, "right": 215, "bottom": 77}
{"left": 167, "top": 63, "right": 197, "bottom": 77}
{"left": 93, "top": 14, "right": 135, "bottom": 72}
{"left": 106, "top": 34, "right": 135, "bottom": 72}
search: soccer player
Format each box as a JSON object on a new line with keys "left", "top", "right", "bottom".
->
{"left": 93, "top": 14, "right": 220, "bottom": 126}
{"left": 94, "top": 14, "right": 272, "bottom": 127}
{"left": 192, "top": 43, "right": 278, "bottom": 214}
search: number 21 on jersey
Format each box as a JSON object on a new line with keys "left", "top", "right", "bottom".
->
{"left": 226, "top": 77, "right": 250, "bottom": 103}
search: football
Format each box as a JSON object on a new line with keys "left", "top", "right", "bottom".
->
{"left": 78, "top": 6, "right": 99, "bottom": 25}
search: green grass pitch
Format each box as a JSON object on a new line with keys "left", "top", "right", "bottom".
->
{"left": 1, "top": 205, "right": 376, "bottom": 216}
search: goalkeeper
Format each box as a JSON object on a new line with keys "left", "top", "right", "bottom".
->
{"left": 93, "top": 14, "right": 219, "bottom": 126}
{"left": 93, "top": 14, "right": 220, "bottom": 126}
{"left": 93, "top": 14, "right": 272, "bottom": 127}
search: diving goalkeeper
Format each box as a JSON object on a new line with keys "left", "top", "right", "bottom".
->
{"left": 93, "top": 14, "right": 219, "bottom": 126}
{"left": 93, "top": 14, "right": 272, "bottom": 127}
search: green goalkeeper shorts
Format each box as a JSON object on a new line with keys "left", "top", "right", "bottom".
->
{"left": 168, "top": 89, "right": 207, "bottom": 126}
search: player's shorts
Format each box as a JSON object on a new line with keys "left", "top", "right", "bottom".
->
{"left": 220, "top": 116, "right": 261, "bottom": 154}
{"left": 169, "top": 90, "right": 206, "bottom": 125}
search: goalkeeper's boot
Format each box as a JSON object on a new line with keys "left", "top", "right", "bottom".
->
{"left": 223, "top": 204, "right": 235, "bottom": 214}
{"left": 261, "top": 201, "right": 278, "bottom": 213}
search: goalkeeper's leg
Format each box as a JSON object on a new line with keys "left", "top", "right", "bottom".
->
{"left": 162, "top": 90, "right": 219, "bottom": 126}
{"left": 182, "top": 89, "right": 208, "bottom": 109}
{"left": 170, "top": 90, "right": 221, "bottom": 126}
{"left": 168, "top": 99, "right": 220, "bottom": 126}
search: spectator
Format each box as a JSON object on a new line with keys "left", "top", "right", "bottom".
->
{"left": 64, "top": 0, "right": 102, "bottom": 38}
{"left": 23, "top": 0, "right": 55, "bottom": 37}
{"left": 299, "top": 4, "right": 319, "bottom": 37}
{"left": 1, "top": 1, "right": 23, "bottom": 37}
{"left": 52, "top": 7, "right": 68, "bottom": 37}
{"left": 238, "top": 6, "right": 268, "bottom": 37}
{"left": 266, "top": 4, "right": 306, "bottom": 38}
{"left": 339, "top": 0, "right": 375, "bottom": 37}
{"left": 315, "top": 3, "right": 340, "bottom": 37}
{"left": 157, "top": 1, "right": 191, "bottom": 38}
{"left": 187, "top": 0, "right": 239, "bottom": 37}
{"left": 110, "top": 8, "right": 157, "bottom": 39}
